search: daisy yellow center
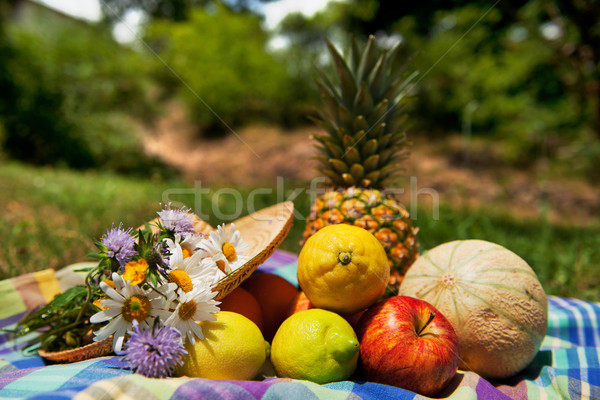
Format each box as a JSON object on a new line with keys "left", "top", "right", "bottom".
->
{"left": 122, "top": 259, "right": 148, "bottom": 286}
{"left": 222, "top": 242, "right": 236, "bottom": 262}
{"left": 178, "top": 300, "right": 197, "bottom": 320}
{"left": 122, "top": 295, "right": 151, "bottom": 322}
{"left": 169, "top": 270, "right": 193, "bottom": 293}
{"left": 181, "top": 246, "right": 193, "bottom": 259}
{"left": 216, "top": 259, "right": 226, "bottom": 272}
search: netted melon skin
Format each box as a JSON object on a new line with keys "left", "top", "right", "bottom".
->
{"left": 399, "top": 239, "right": 548, "bottom": 379}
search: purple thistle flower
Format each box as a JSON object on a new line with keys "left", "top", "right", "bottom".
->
{"left": 123, "top": 321, "right": 187, "bottom": 379}
{"left": 101, "top": 225, "right": 136, "bottom": 267}
{"left": 157, "top": 204, "right": 195, "bottom": 235}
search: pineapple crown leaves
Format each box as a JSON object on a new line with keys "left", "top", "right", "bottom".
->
{"left": 311, "top": 35, "right": 418, "bottom": 189}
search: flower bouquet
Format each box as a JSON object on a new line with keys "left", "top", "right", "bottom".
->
{"left": 15, "top": 201, "right": 294, "bottom": 377}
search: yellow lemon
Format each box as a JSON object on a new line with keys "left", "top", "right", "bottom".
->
{"left": 271, "top": 309, "right": 359, "bottom": 384}
{"left": 298, "top": 224, "right": 389, "bottom": 314}
{"left": 176, "top": 311, "right": 268, "bottom": 380}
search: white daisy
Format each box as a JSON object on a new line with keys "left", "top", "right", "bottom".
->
{"left": 90, "top": 273, "right": 176, "bottom": 354}
{"left": 199, "top": 256, "right": 227, "bottom": 285}
{"left": 165, "top": 286, "right": 220, "bottom": 345}
{"left": 166, "top": 241, "right": 215, "bottom": 293}
{"left": 164, "top": 233, "right": 206, "bottom": 260}
{"left": 200, "top": 223, "right": 249, "bottom": 275}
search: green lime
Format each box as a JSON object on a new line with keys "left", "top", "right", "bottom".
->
{"left": 271, "top": 309, "right": 359, "bottom": 384}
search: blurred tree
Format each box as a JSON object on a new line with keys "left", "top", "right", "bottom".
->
{"left": 507, "top": 1, "right": 600, "bottom": 138}
{"left": 0, "top": 1, "right": 174, "bottom": 177}
{"left": 100, "top": 0, "right": 277, "bottom": 23}
{"left": 101, "top": 0, "right": 208, "bottom": 22}
{"left": 277, "top": 0, "right": 599, "bottom": 170}
{"left": 0, "top": 2, "right": 94, "bottom": 168}
{"left": 145, "top": 3, "right": 303, "bottom": 133}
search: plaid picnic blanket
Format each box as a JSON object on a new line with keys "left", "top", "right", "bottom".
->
{"left": 0, "top": 250, "right": 599, "bottom": 399}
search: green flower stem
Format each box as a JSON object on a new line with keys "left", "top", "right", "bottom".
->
{"left": 73, "top": 272, "right": 94, "bottom": 327}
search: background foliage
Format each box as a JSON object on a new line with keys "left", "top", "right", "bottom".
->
{"left": 144, "top": 4, "right": 309, "bottom": 132}
{"left": 0, "top": 3, "right": 174, "bottom": 176}
{"left": 2, "top": 0, "right": 598, "bottom": 173}
{"left": 276, "top": 0, "right": 600, "bottom": 174}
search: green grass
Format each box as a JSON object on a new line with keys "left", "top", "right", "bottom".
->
{"left": 414, "top": 204, "right": 600, "bottom": 301}
{"left": 0, "top": 162, "right": 183, "bottom": 278}
{"left": 1, "top": 161, "right": 599, "bottom": 301}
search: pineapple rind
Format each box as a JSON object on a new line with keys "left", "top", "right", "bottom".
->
{"left": 306, "top": 35, "right": 420, "bottom": 291}
{"left": 303, "top": 187, "right": 419, "bottom": 291}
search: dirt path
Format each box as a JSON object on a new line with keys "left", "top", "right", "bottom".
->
{"left": 143, "top": 104, "right": 600, "bottom": 226}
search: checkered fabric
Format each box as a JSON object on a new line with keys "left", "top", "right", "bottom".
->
{"left": 0, "top": 250, "right": 598, "bottom": 399}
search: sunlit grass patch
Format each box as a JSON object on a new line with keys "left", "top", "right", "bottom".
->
{"left": 0, "top": 162, "right": 180, "bottom": 278}
{"left": 1, "top": 162, "right": 598, "bottom": 301}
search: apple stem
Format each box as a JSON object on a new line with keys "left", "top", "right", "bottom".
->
{"left": 417, "top": 312, "right": 436, "bottom": 336}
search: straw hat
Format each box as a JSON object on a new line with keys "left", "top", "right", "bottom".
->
{"left": 40, "top": 201, "right": 295, "bottom": 363}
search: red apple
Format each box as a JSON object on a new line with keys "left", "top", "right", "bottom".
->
{"left": 356, "top": 296, "right": 459, "bottom": 396}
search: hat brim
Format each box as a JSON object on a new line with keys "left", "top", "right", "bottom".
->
{"left": 212, "top": 201, "right": 295, "bottom": 300}
{"left": 38, "top": 335, "right": 113, "bottom": 363}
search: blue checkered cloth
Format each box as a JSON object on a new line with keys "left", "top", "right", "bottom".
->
{"left": 0, "top": 250, "right": 599, "bottom": 399}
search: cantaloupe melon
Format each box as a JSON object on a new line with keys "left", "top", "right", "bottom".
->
{"left": 399, "top": 239, "right": 547, "bottom": 379}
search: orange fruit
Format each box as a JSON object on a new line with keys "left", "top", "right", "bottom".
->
{"left": 287, "top": 291, "right": 365, "bottom": 330}
{"left": 287, "top": 291, "right": 315, "bottom": 317}
{"left": 218, "top": 287, "right": 263, "bottom": 331}
{"left": 242, "top": 273, "right": 299, "bottom": 341}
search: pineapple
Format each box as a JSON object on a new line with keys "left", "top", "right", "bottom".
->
{"left": 302, "top": 35, "right": 419, "bottom": 293}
